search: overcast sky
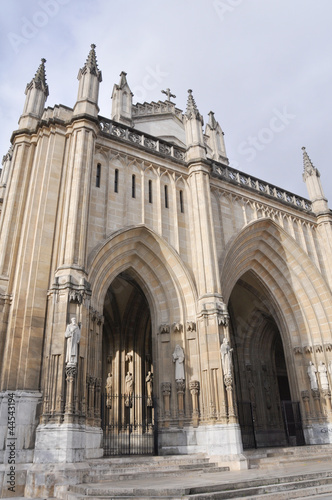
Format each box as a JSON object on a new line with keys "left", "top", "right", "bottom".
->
{"left": 1, "top": 0, "right": 331, "bottom": 205}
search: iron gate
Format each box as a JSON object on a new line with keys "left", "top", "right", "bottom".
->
{"left": 101, "top": 394, "right": 158, "bottom": 456}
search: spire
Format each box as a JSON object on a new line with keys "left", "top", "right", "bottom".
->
{"left": 205, "top": 111, "right": 228, "bottom": 164}
{"left": 302, "top": 146, "right": 317, "bottom": 177}
{"left": 302, "top": 147, "right": 328, "bottom": 214}
{"left": 26, "top": 58, "right": 49, "bottom": 97}
{"left": 119, "top": 71, "right": 129, "bottom": 89}
{"left": 83, "top": 44, "right": 102, "bottom": 80}
{"left": 208, "top": 111, "right": 218, "bottom": 130}
{"left": 111, "top": 71, "right": 133, "bottom": 125}
{"left": 184, "top": 90, "right": 206, "bottom": 161}
{"left": 185, "top": 89, "right": 203, "bottom": 122}
{"left": 74, "top": 44, "right": 102, "bottom": 117}
{"left": 19, "top": 58, "right": 49, "bottom": 129}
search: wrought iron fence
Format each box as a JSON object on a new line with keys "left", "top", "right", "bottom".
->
{"left": 101, "top": 394, "right": 158, "bottom": 456}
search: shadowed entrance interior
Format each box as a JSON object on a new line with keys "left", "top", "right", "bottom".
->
{"left": 101, "top": 271, "right": 155, "bottom": 455}
{"left": 228, "top": 271, "right": 303, "bottom": 448}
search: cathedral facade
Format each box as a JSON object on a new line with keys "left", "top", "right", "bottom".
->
{"left": 1, "top": 44, "right": 332, "bottom": 494}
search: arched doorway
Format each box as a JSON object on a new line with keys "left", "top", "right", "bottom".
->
{"left": 229, "top": 271, "right": 304, "bottom": 449}
{"left": 101, "top": 271, "right": 156, "bottom": 455}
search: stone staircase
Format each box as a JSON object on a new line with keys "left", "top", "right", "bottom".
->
{"left": 54, "top": 454, "right": 229, "bottom": 499}
{"left": 244, "top": 443, "right": 332, "bottom": 469}
{"left": 51, "top": 447, "right": 332, "bottom": 499}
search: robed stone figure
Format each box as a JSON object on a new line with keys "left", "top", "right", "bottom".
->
{"left": 65, "top": 317, "right": 81, "bottom": 365}
{"left": 220, "top": 337, "right": 233, "bottom": 377}
{"left": 172, "top": 345, "right": 185, "bottom": 381}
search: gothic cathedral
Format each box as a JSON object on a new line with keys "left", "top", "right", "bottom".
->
{"left": 1, "top": 45, "right": 332, "bottom": 496}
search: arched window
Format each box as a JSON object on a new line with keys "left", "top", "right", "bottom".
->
{"left": 164, "top": 185, "right": 168, "bottom": 208}
{"left": 179, "top": 190, "right": 184, "bottom": 213}
{"left": 132, "top": 174, "right": 136, "bottom": 198}
{"left": 114, "top": 169, "right": 119, "bottom": 193}
{"left": 96, "top": 163, "right": 101, "bottom": 188}
{"left": 148, "top": 180, "right": 152, "bottom": 203}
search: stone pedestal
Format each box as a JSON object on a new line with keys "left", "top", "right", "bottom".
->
{"left": 0, "top": 391, "right": 42, "bottom": 464}
{"left": 33, "top": 423, "right": 103, "bottom": 463}
{"left": 303, "top": 423, "right": 332, "bottom": 445}
{"left": 158, "top": 423, "right": 243, "bottom": 457}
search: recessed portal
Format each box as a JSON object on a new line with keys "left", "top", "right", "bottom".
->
{"left": 229, "top": 271, "right": 304, "bottom": 448}
{"left": 101, "top": 272, "right": 156, "bottom": 455}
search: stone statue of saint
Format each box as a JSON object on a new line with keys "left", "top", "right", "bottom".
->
{"left": 172, "top": 345, "right": 185, "bottom": 381}
{"left": 318, "top": 361, "right": 329, "bottom": 390}
{"left": 105, "top": 373, "right": 112, "bottom": 408}
{"left": 125, "top": 371, "right": 133, "bottom": 396}
{"left": 307, "top": 361, "right": 318, "bottom": 390}
{"left": 220, "top": 337, "right": 233, "bottom": 377}
{"left": 65, "top": 317, "right": 81, "bottom": 365}
{"left": 146, "top": 371, "right": 153, "bottom": 406}
{"left": 125, "top": 371, "right": 133, "bottom": 407}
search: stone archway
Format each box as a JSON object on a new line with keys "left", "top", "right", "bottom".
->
{"left": 102, "top": 271, "right": 155, "bottom": 455}
{"left": 87, "top": 226, "right": 200, "bottom": 456}
{"left": 221, "top": 218, "right": 332, "bottom": 448}
{"left": 229, "top": 271, "right": 297, "bottom": 448}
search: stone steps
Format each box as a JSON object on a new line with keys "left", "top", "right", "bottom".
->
{"left": 244, "top": 444, "right": 332, "bottom": 469}
{"left": 55, "top": 470, "right": 332, "bottom": 499}
{"left": 54, "top": 454, "right": 228, "bottom": 499}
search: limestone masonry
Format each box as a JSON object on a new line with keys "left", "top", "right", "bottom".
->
{"left": 0, "top": 44, "right": 332, "bottom": 497}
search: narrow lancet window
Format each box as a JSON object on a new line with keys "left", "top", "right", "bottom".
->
{"left": 164, "top": 185, "right": 168, "bottom": 208}
{"left": 96, "top": 163, "right": 101, "bottom": 188}
{"left": 132, "top": 174, "right": 136, "bottom": 198}
{"left": 149, "top": 180, "right": 152, "bottom": 203}
{"left": 180, "top": 190, "right": 184, "bottom": 213}
{"left": 114, "top": 169, "right": 119, "bottom": 193}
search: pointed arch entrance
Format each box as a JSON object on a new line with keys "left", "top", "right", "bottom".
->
{"left": 102, "top": 271, "right": 155, "bottom": 455}
{"left": 228, "top": 271, "right": 304, "bottom": 448}
{"left": 87, "top": 226, "right": 198, "bottom": 456}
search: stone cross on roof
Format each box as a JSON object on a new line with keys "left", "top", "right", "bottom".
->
{"left": 161, "top": 88, "right": 176, "bottom": 102}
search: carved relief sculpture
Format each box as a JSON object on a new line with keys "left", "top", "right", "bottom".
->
{"left": 172, "top": 345, "right": 185, "bottom": 381}
{"left": 65, "top": 317, "right": 81, "bottom": 365}
{"left": 307, "top": 361, "right": 318, "bottom": 391}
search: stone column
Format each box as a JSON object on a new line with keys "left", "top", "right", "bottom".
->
{"left": 224, "top": 375, "right": 237, "bottom": 423}
{"left": 87, "top": 376, "right": 96, "bottom": 423}
{"left": 301, "top": 390, "right": 311, "bottom": 422}
{"left": 64, "top": 365, "right": 77, "bottom": 422}
{"left": 322, "top": 390, "right": 332, "bottom": 417}
{"left": 189, "top": 380, "right": 200, "bottom": 427}
{"left": 312, "top": 389, "right": 322, "bottom": 422}
{"left": 161, "top": 382, "right": 171, "bottom": 427}
{"left": 176, "top": 380, "right": 185, "bottom": 428}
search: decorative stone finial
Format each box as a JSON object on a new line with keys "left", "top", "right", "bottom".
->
{"left": 208, "top": 111, "right": 218, "bottom": 130}
{"left": 185, "top": 89, "right": 203, "bottom": 122}
{"left": 302, "top": 146, "right": 319, "bottom": 177}
{"left": 83, "top": 43, "right": 102, "bottom": 81}
{"left": 26, "top": 58, "right": 49, "bottom": 97}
